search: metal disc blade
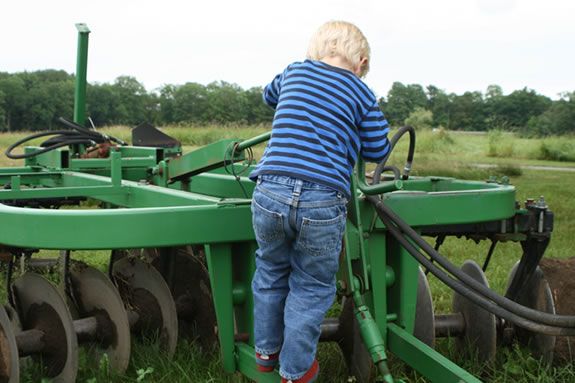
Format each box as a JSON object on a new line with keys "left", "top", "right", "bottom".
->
{"left": 452, "top": 260, "right": 497, "bottom": 362}
{"left": 151, "top": 247, "right": 217, "bottom": 350}
{"left": 0, "top": 305, "right": 19, "bottom": 383}
{"left": 414, "top": 267, "right": 435, "bottom": 348}
{"left": 112, "top": 257, "right": 178, "bottom": 356}
{"left": 70, "top": 262, "right": 131, "bottom": 373}
{"left": 336, "top": 297, "right": 375, "bottom": 383}
{"left": 11, "top": 272, "right": 78, "bottom": 383}
{"left": 506, "top": 262, "right": 556, "bottom": 364}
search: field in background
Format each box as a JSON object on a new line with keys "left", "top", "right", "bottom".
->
{"left": 1, "top": 126, "right": 575, "bottom": 382}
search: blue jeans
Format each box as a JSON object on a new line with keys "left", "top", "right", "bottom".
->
{"left": 251, "top": 174, "right": 347, "bottom": 380}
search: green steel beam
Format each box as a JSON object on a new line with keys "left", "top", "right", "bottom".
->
{"left": 0, "top": 201, "right": 254, "bottom": 249}
{"left": 387, "top": 323, "right": 481, "bottom": 383}
{"left": 166, "top": 139, "right": 245, "bottom": 182}
{"left": 185, "top": 173, "right": 255, "bottom": 199}
{"left": 367, "top": 185, "right": 516, "bottom": 227}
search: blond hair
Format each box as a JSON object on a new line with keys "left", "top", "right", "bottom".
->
{"left": 306, "top": 21, "right": 371, "bottom": 78}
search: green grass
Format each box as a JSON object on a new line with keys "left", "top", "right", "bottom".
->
{"left": 1, "top": 126, "right": 575, "bottom": 382}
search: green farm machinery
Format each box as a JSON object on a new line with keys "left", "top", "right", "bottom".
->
{"left": 0, "top": 24, "right": 570, "bottom": 383}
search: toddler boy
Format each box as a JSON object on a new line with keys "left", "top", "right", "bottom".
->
{"left": 250, "top": 20, "right": 390, "bottom": 383}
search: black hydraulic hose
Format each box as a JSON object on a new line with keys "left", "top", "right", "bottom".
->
{"left": 57, "top": 117, "right": 127, "bottom": 145}
{"left": 373, "top": 125, "right": 415, "bottom": 182}
{"left": 366, "top": 195, "right": 575, "bottom": 336}
{"left": 5, "top": 130, "right": 97, "bottom": 159}
{"left": 366, "top": 195, "right": 575, "bottom": 332}
{"left": 5, "top": 117, "right": 126, "bottom": 159}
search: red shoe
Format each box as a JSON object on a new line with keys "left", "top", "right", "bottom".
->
{"left": 256, "top": 352, "right": 279, "bottom": 372}
{"left": 281, "top": 359, "right": 319, "bottom": 383}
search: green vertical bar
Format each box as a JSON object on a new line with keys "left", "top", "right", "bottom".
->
{"left": 232, "top": 242, "right": 257, "bottom": 345}
{"left": 74, "top": 23, "right": 90, "bottom": 125}
{"left": 205, "top": 244, "right": 236, "bottom": 372}
{"left": 386, "top": 235, "right": 419, "bottom": 332}
{"left": 367, "top": 233, "right": 388, "bottom": 336}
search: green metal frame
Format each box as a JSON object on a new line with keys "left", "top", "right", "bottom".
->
{"left": 0, "top": 24, "right": 528, "bottom": 383}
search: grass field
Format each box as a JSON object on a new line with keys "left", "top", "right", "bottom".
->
{"left": 1, "top": 126, "right": 575, "bottom": 382}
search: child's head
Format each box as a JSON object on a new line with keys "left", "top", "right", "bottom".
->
{"left": 306, "top": 21, "right": 371, "bottom": 78}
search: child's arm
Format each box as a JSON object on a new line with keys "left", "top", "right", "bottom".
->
{"left": 359, "top": 103, "right": 391, "bottom": 163}
{"left": 262, "top": 65, "right": 294, "bottom": 109}
{"left": 263, "top": 73, "right": 282, "bottom": 109}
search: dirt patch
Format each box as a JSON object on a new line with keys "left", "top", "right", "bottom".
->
{"left": 539, "top": 257, "right": 575, "bottom": 362}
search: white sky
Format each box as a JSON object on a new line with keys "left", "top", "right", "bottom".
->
{"left": 1, "top": 0, "right": 574, "bottom": 99}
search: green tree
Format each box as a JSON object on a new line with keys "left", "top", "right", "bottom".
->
{"left": 204, "top": 81, "right": 248, "bottom": 123}
{"left": 426, "top": 85, "right": 451, "bottom": 128}
{"left": 87, "top": 83, "right": 118, "bottom": 126}
{"left": 171, "top": 82, "right": 208, "bottom": 123}
{"left": 385, "top": 82, "right": 427, "bottom": 126}
{"left": 526, "top": 92, "right": 575, "bottom": 136}
{"left": 449, "top": 91, "right": 485, "bottom": 131}
{"left": 245, "top": 87, "right": 274, "bottom": 124}
{"left": 0, "top": 75, "right": 26, "bottom": 131}
{"left": 405, "top": 107, "right": 433, "bottom": 130}
{"left": 0, "top": 89, "right": 6, "bottom": 131}
{"left": 111, "top": 76, "right": 149, "bottom": 125}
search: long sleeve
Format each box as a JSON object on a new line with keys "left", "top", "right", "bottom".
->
{"left": 262, "top": 73, "right": 283, "bottom": 109}
{"left": 359, "top": 103, "right": 391, "bottom": 162}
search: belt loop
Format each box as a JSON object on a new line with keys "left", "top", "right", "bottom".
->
{"left": 292, "top": 179, "right": 303, "bottom": 198}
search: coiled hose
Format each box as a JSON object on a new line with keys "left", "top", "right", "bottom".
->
{"left": 5, "top": 117, "right": 126, "bottom": 159}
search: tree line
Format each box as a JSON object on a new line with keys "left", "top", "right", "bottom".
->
{"left": 0, "top": 70, "right": 573, "bottom": 136}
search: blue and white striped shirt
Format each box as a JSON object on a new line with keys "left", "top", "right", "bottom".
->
{"left": 250, "top": 60, "right": 390, "bottom": 198}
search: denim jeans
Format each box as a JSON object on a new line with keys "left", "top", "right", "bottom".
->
{"left": 251, "top": 174, "right": 347, "bottom": 380}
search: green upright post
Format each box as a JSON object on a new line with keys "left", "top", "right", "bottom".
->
{"left": 74, "top": 23, "right": 90, "bottom": 125}
{"left": 205, "top": 244, "right": 236, "bottom": 373}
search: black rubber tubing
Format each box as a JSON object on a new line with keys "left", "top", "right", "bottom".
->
{"left": 373, "top": 125, "right": 415, "bottom": 182}
{"left": 5, "top": 130, "right": 96, "bottom": 159}
{"left": 367, "top": 195, "right": 575, "bottom": 336}
{"left": 5, "top": 117, "right": 125, "bottom": 159}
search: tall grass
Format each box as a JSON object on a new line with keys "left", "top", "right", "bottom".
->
{"left": 538, "top": 137, "right": 575, "bottom": 162}
{"left": 487, "top": 129, "right": 515, "bottom": 158}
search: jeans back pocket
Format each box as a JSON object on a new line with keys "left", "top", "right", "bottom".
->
{"left": 297, "top": 210, "right": 345, "bottom": 257}
{"left": 252, "top": 198, "right": 284, "bottom": 243}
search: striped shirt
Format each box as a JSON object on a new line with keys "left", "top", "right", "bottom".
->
{"left": 250, "top": 60, "right": 390, "bottom": 198}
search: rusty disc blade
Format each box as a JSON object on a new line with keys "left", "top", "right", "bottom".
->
{"left": 151, "top": 247, "right": 218, "bottom": 350}
{"left": 11, "top": 272, "right": 78, "bottom": 383}
{"left": 112, "top": 257, "right": 178, "bottom": 356}
{"left": 506, "top": 262, "right": 556, "bottom": 364}
{"left": 0, "top": 305, "right": 19, "bottom": 383}
{"left": 69, "top": 262, "right": 131, "bottom": 373}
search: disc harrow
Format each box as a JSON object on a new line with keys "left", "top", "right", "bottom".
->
{"left": 0, "top": 23, "right": 573, "bottom": 383}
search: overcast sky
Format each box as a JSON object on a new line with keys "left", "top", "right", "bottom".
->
{"left": 1, "top": 0, "right": 574, "bottom": 99}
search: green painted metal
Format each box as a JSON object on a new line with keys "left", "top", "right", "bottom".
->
{"left": 166, "top": 139, "right": 244, "bottom": 182}
{"left": 388, "top": 324, "right": 481, "bottom": 383}
{"left": 236, "top": 131, "right": 271, "bottom": 151}
{"left": 205, "top": 244, "right": 236, "bottom": 373}
{"left": 0, "top": 25, "right": 546, "bottom": 383}
{"left": 74, "top": 23, "right": 90, "bottom": 125}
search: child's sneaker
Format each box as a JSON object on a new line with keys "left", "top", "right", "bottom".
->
{"left": 281, "top": 359, "right": 319, "bottom": 383}
{"left": 256, "top": 352, "right": 279, "bottom": 372}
